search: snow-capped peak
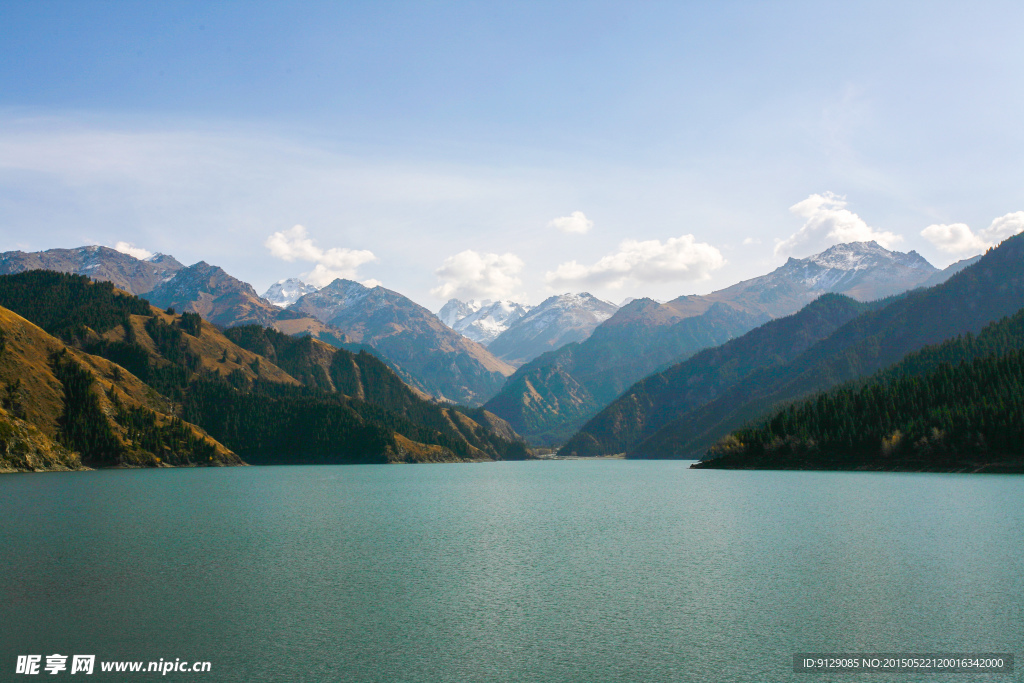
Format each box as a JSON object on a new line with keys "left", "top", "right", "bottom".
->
{"left": 452, "top": 300, "right": 532, "bottom": 344}
{"left": 438, "top": 298, "right": 535, "bottom": 344}
{"left": 515, "top": 293, "right": 617, "bottom": 330}
{"left": 438, "top": 298, "right": 481, "bottom": 328}
{"left": 777, "top": 241, "right": 936, "bottom": 293}
{"left": 263, "top": 278, "right": 321, "bottom": 307}
{"left": 803, "top": 241, "right": 932, "bottom": 272}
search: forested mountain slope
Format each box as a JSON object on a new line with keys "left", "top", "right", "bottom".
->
{"left": 0, "top": 302, "right": 239, "bottom": 471}
{"left": 697, "top": 308, "right": 1024, "bottom": 472}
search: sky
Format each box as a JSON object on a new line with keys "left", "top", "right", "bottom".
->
{"left": 2, "top": 1, "right": 1023, "bottom": 309}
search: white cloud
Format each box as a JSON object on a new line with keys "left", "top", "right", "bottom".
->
{"left": 921, "top": 211, "right": 1024, "bottom": 255}
{"left": 919, "top": 223, "right": 987, "bottom": 255}
{"left": 113, "top": 241, "right": 153, "bottom": 260}
{"left": 775, "top": 192, "right": 902, "bottom": 257}
{"left": 548, "top": 211, "right": 593, "bottom": 235}
{"left": 545, "top": 234, "right": 725, "bottom": 290}
{"left": 983, "top": 211, "right": 1024, "bottom": 242}
{"left": 265, "top": 225, "right": 377, "bottom": 287}
{"left": 742, "top": 237, "right": 761, "bottom": 246}
{"left": 431, "top": 250, "right": 524, "bottom": 301}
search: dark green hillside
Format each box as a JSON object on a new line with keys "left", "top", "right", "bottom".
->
{"left": 631, "top": 233, "right": 1024, "bottom": 459}
{"left": 0, "top": 270, "right": 151, "bottom": 340}
{"left": 224, "top": 324, "right": 529, "bottom": 462}
{"left": 225, "top": 325, "right": 335, "bottom": 391}
{"left": 51, "top": 350, "right": 125, "bottom": 464}
{"left": 697, "top": 309, "right": 1024, "bottom": 472}
{"left": 559, "top": 294, "right": 874, "bottom": 457}
{"left": 52, "top": 350, "right": 222, "bottom": 467}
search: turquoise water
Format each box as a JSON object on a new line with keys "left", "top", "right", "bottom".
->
{"left": 1, "top": 462, "right": 1021, "bottom": 682}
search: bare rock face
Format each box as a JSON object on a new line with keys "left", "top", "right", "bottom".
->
{"left": 0, "top": 245, "right": 184, "bottom": 295}
{"left": 145, "top": 261, "right": 284, "bottom": 328}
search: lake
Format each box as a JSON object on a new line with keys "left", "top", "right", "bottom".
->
{"left": 1, "top": 461, "right": 1021, "bottom": 682}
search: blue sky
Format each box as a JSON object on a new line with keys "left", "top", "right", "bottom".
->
{"left": 2, "top": 1, "right": 1023, "bottom": 307}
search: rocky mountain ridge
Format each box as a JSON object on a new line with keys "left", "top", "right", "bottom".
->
{"left": 445, "top": 300, "right": 532, "bottom": 346}
{"left": 0, "top": 245, "right": 184, "bottom": 295}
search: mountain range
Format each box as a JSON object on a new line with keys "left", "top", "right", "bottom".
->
{"left": 608, "top": 232, "right": 1024, "bottom": 459}
{"left": 0, "top": 241, "right": 984, "bottom": 432}
{"left": 483, "top": 242, "right": 964, "bottom": 446}
{"left": 0, "top": 248, "right": 516, "bottom": 406}
{"left": 0, "top": 271, "right": 527, "bottom": 471}
{"left": 3, "top": 233, "right": 1014, "bottom": 473}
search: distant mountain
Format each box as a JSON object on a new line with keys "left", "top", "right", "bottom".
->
{"left": 144, "top": 261, "right": 286, "bottom": 328}
{"left": 289, "top": 279, "right": 516, "bottom": 404}
{"left": 484, "top": 302, "right": 767, "bottom": 446}
{"left": 263, "top": 278, "right": 320, "bottom": 307}
{"left": 438, "top": 294, "right": 616, "bottom": 364}
{"left": 484, "top": 241, "right": 947, "bottom": 446}
{"left": 919, "top": 254, "right": 982, "bottom": 288}
{"left": 633, "top": 233, "right": 1024, "bottom": 458}
{"left": 0, "top": 245, "right": 183, "bottom": 295}
{"left": 487, "top": 293, "right": 618, "bottom": 366}
{"left": 771, "top": 240, "right": 936, "bottom": 301}
{"left": 438, "top": 298, "right": 479, "bottom": 328}
{"left": 447, "top": 300, "right": 532, "bottom": 345}
{"left": 558, "top": 294, "right": 877, "bottom": 457}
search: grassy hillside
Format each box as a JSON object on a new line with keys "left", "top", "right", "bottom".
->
{"left": 0, "top": 304, "right": 240, "bottom": 470}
